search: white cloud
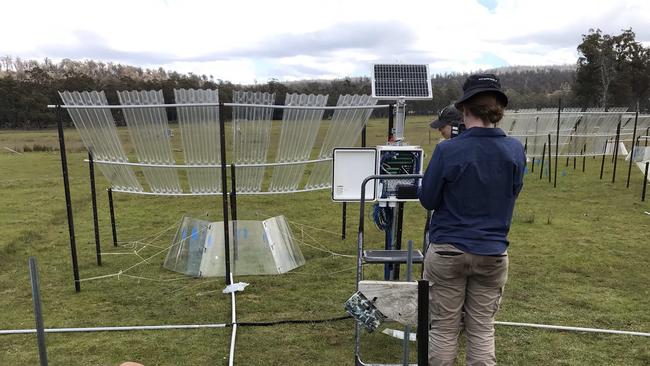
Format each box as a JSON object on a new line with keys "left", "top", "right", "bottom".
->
{"left": 1, "top": 0, "right": 649, "bottom": 83}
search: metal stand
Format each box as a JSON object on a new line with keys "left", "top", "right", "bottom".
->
{"left": 417, "top": 279, "right": 429, "bottom": 366}
{"left": 554, "top": 100, "right": 560, "bottom": 188}
{"left": 626, "top": 107, "right": 639, "bottom": 188}
{"left": 341, "top": 203, "right": 347, "bottom": 240}
{"left": 643, "top": 162, "right": 649, "bottom": 202}
{"left": 29, "top": 257, "right": 49, "bottom": 366}
{"left": 230, "top": 163, "right": 239, "bottom": 262}
{"left": 600, "top": 141, "right": 607, "bottom": 180}
{"left": 612, "top": 121, "right": 621, "bottom": 183}
{"left": 88, "top": 151, "right": 101, "bottom": 266}
{"left": 547, "top": 134, "right": 552, "bottom": 183}
{"left": 539, "top": 143, "right": 546, "bottom": 180}
{"left": 107, "top": 188, "right": 118, "bottom": 247}
{"left": 218, "top": 102, "right": 232, "bottom": 285}
{"left": 56, "top": 107, "right": 80, "bottom": 293}
{"left": 355, "top": 174, "right": 424, "bottom": 366}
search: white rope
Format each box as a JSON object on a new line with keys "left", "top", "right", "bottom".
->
{"left": 495, "top": 321, "right": 650, "bottom": 337}
{"left": 79, "top": 225, "right": 206, "bottom": 283}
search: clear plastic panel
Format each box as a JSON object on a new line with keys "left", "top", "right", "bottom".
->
{"left": 232, "top": 91, "right": 275, "bottom": 192}
{"left": 59, "top": 91, "right": 143, "bottom": 192}
{"left": 305, "top": 94, "right": 377, "bottom": 190}
{"left": 197, "top": 216, "right": 305, "bottom": 276}
{"left": 269, "top": 93, "right": 328, "bottom": 192}
{"left": 118, "top": 90, "right": 182, "bottom": 194}
{"left": 173, "top": 89, "right": 221, "bottom": 194}
{"left": 162, "top": 216, "right": 211, "bottom": 276}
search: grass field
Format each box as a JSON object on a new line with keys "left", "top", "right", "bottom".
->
{"left": 1, "top": 117, "right": 649, "bottom": 365}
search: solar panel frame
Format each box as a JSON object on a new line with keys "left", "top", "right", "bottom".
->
{"left": 371, "top": 64, "right": 432, "bottom": 100}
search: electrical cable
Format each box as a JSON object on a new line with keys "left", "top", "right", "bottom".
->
{"left": 234, "top": 315, "right": 352, "bottom": 327}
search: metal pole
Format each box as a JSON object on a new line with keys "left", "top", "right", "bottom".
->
{"left": 417, "top": 280, "right": 429, "bottom": 366}
{"left": 531, "top": 157, "right": 535, "bottom": 173}
{"left": 388, "top": 104, "right": 395, "bottom": 142}
{"left": 612, "top": 121, "right": 621, "bottom": 183}
{"left": 218, "top": 102, "right": 232, "bottom": 285}
{"left": 539, "top": 143, "right": 546, "bottom": 180}
{"left": 29, "top": 257, "right": 48, "bottom": 366}
{"left": 56, "top": 106, "right": 80, "bottom": 293}
{"left": 548, "top": 133, "right": 557, "bottom": 183}
{"left": 554, "top": 99, "right": 560, "bottom": 188}
{"left": 402, "top": 240, "right": 414, "bottom": 366}
{"left": 393, "top": 202, "right": 405, "bottom": 280}
{"left": 230, "top": 163, "right": 238, "bottom": 263}
{"left": 88, "top": 151, "right": 101, "bottom": 266}
{"left": 600, "top": 140, "right": 608, "bottom": 180}
{"left": 626, "top": 106, "right": 639, "bottom": 188}
{"left": 582, "top": 148, "right": 586, "bottom": 172}
{"left": 361, "top": 125, "right": 367, "bottom": 148}
{"left": 341, "top": 203, "right": 347, "bottom": 240}
{"left": 642, "top": 162, "right": 649, "bottom": 202}
{"left": 107, "top": 188, "right": 118, "bottom": 247}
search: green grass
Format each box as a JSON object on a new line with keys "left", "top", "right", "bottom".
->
{"left": 1, "top": 118, "right": 649, "bottom": 365}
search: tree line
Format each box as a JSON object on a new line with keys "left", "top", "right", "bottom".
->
{"left": 0, "top": 28, "right": 648, "bottom": 129}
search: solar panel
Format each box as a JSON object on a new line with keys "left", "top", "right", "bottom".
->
{"left": 371, "top": 64, "right": 432, "bottom": 100}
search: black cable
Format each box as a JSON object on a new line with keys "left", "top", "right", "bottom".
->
{"left": 233, "top": 315, "right": 352, "bottom": 327}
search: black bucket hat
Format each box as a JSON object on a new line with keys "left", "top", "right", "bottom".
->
{"left": 429, "top": 104, "right": 462, "bottom": 129}
{"left": 454, "top": 73, "right": 508, "bottom": 108}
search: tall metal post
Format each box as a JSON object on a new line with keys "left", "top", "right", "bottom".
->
{"left": 539, "top": 143, "right": 546, "bottom": 180}
{"left": 218, "top": 102, "right": 232, "bottom": 285}
{"left": 417, "top": 279, "right": 429, "bottom": 366}
{"left": 531, "top": 157, "right": 535, "bottom": 173}
{"left": 107, "top": 188, "right": 118, "bottom": 247}
{"left": 554, "top": 99, "right": 561, "bottom": 187}
{"left": 29, "top": 257, "right": 48, "bottom": 366}
{"left": 388, "top": 104, "right": 395, "bottom": 142}
{"left": 393, "top": 202, "right": 405, "bottom": 280}
{"left": 642, "top": 162, "right": 649, "bottom": 202}
{"left": 600, "top": 140, "right": 608, "bottom": 180}
{"left": 626, "top": 106, "right": 639, "bottom": 188}
{"left": 88, "top": 151, "right": 101, "bottom": 266}
{"left": 230, "top": 163, "right": 239, "bottom": 262}
{"left": 56, "top": 106, "right": 80, "bottom": 293}
{"left": 612, "top": 121, "right": 621, "bottom": 183}
{"left": 341, "top": 203, "right": 347, "bottom": 240}
{"left": 548, "top": 133, "right": 557, "bottom": 183}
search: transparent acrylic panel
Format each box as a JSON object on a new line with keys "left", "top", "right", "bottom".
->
{"left": 118, "top": 90, "right": 182, "bottom": 194}
{"left": 269, "top": 94, "right": 328, "bottom": 192}
{"left": 198, "top": 216, "right": 305, "bottom": 277}
{"left": 305, "top": 94, "right": 377, "bottom": 190}
{"left": 174, "top": 89, "right": 221, "bottom": 194}
{"left": 162, "top": 216, "right": 210, "bottom": 276}
{"left": 232, "top": 91, "right": 275, "bottom": 192}
{"left": 59, "top": 91, "right": 143, "bottom": 192}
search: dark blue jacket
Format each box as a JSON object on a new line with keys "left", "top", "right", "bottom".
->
{"left": 418, "top": 127, "right": 526, "bottom": 255}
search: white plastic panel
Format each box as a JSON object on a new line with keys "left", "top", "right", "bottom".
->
{"left": 332, "top": 148, "right": 377, "bottom": 201}
{"left": 59, "top": 91, "right": 143, "bottom": 192}
{"left": 232, "top": 91, "right": 275, "bottom": 192}
{"left": 174, "top": 89, "right": 221, "bottom": 194}
{"left": 118, "top": 90, "right": 182, "bottom": 194}
{"left": 305, "top": 94, "right": 377, "bottom": 190}
{"left": 268, "top": 93, "right": 328, "bottom": 192}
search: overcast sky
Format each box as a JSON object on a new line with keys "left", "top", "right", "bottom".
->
{"left": 2, "top": 0, "right": 649, "bottom": 84}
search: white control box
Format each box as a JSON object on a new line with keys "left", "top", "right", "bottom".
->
{"left": 331, "top": 146, "right": 423, "bottom": 202}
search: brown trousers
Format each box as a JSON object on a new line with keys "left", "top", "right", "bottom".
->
{"left": 423, "top": 244, "right": 508, "bottom": 366}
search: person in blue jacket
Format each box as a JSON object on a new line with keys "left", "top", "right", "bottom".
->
{"left": 418, "top": 74, "right": 526, "bottom": 366}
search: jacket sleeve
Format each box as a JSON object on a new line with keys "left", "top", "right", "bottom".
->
{"left": 418, "top": 145, "right": 445, "bottom": 210}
